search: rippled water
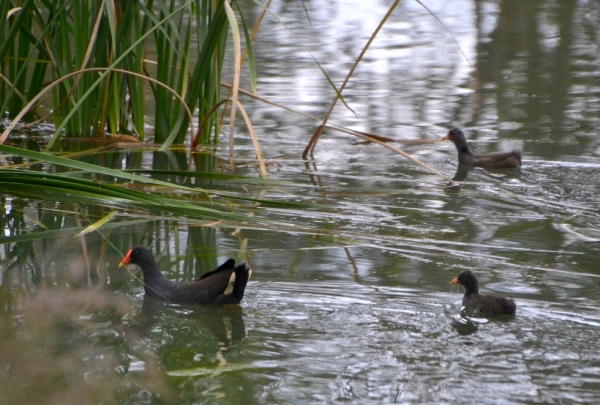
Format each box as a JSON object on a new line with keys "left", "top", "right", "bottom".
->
{"left": 246, "top": 283, "right": 600, "bottom": 404}
{"left": 113, "top": 277, "right": 600, "bottom": 404}
{"left": 2, "top": 0, "right": 600, "bottom": 403}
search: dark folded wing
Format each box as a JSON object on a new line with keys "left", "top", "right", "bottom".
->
{"left": 168, "top": 268, "right": 235, "bottom": 304}
{"left": 196, "top": 258, "right": 236, "bottom": 280}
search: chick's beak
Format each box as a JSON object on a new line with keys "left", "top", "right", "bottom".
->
{"left": 449, "top": 277, "right": 459, "bottom": 285}
{"left": 443, "top": 133, "right": 451, "bottom": 140}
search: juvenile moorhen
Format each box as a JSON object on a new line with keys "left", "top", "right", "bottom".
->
{"left": 444, "top": 128, "right": 521, "bottom": 169}
{"left": 449, "top": 270, "right": 516, "bottom": 315}
{"left": 119, "top": 246, "right": 250, "bottom": 305}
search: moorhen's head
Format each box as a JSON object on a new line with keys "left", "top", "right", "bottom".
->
{"left": 449, "top": 270, "right": 480, "bottom": 295}
{"left": 119, "top": 246, "right": 155, "bottom": 270}
{"left": 443, "top": 128, "right": 469, "bottom": 150}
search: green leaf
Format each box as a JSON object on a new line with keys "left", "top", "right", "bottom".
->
{"left": 73, "top": 211, "right": 118, "bottom": 238}
{"left": 0, "top": 219, "right": 150, "bottom": 244}
{"left": 0, "top": 144, "right": 204, "bottom": 193}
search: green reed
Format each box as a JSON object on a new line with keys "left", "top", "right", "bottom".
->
{"left": 0, "top": 0, "right": 252, "bottom": 147}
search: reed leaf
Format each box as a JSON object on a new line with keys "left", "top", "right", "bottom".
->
{"left": 0, "top": 144, "right": 202, "bottom": 192}
{"left": 0, "top": 169, "right": 251, "bottom": 222}
{"left": 0, "top": 219, "right": 151, "bottom": 244}
{"left": 73, "top": 211, "right": 118, "bottom": 239}
{"left": 236, "top": 3, "right": 257, "bottom": 94}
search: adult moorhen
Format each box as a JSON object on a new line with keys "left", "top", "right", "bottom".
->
{"left": 449, "top": 270, "right": 516, "bottom": 315}
{"left": 119, "top": 246, "right": 250, "bottom": 305}
{"left": 444, "top": 128, "right": 521, "bottom": 169}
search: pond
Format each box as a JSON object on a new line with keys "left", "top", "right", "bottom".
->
{"left": 2, "top": 0, "right": 600, "bottom": 404}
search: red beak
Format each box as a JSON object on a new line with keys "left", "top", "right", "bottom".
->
{"left": 119, "top": 248, "right": 133, "bottom": 267}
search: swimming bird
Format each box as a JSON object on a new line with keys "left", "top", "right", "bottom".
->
{"left": 449, "top": 270, "right": 516, "bottom": 315}
{"left": 119, "top": 246, "right": 250, "bottom": 305}
{"left": 444, "top": 128, "right": 521, "bottom": 169}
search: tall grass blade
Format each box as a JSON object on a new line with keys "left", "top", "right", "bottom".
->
{"left": 73, "top": 211, "right": 118, "bottom": 238}
{"left": 224, "top": 1, "right": 242, "bottom": 171}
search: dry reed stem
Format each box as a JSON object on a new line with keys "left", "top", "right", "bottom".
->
{"left": 224, "top": 1, "right": 243, "bottom": 174}
{"left": 325, "top": 124, "right": 454, "bottom": 183}
{"left": 237, "top": 101, "right": 268, "bottom": 177}
{"left": 302, "top": 0, "right": 401, "bottom": 158}
{"left": 223, "top": 82, "right": 452, "bottom": 183}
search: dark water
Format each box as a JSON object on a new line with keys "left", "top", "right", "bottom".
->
{"left": 2, "top": 0, "right": 600, "bottom": 403}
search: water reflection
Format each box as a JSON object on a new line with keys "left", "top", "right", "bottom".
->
{"left": 137, "top": 298, "right": 247, "bottom": 355}
{"left": 241, "top": 0, "right": 600, "bottom": 161}
{"left": 448, "top": 162, "right": 521, "bottom": 182}
{"left": 451, "top": 313, "right": 482, "bottom": 335}
{"left": 452, "top": 163, "right": 475, "bottom": 182}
